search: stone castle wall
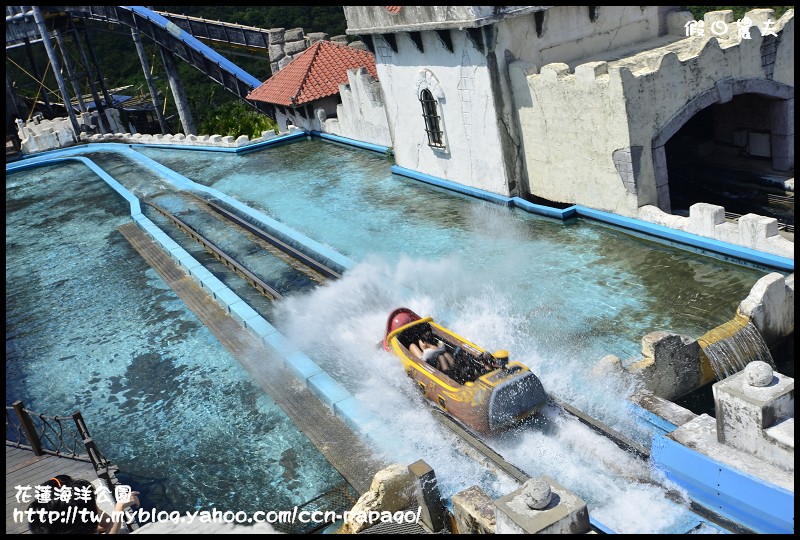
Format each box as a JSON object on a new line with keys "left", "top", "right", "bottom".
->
{"left": 322, "top": 67, "right": 392, "bottom": 147}
{"left": 511, "top": 9, "right": 794, "bottom": 218}
{"left": 267, "top": 27, "right": 308, "bottom": 74}
{"left": 267, "top": 27, "right": 353, "bottom": 74}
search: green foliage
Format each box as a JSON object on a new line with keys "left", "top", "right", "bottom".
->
{"left": 199, "top": 100, "right": 278, "bottom": 138}
{"left": 686, "top": 6, "right": 792, "bottom": 21}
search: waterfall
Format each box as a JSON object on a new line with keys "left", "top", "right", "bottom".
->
{"left": 702, "top": 320, "right": 776, "bottom": 380}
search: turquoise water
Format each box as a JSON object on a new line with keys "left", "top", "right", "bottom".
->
{"left": 7, "top": 139, "right": 778, "bottom": 533}
{"left": 5, "top": 162, "right": 347, "bottom": 518}
{"left": 137, "top": 140, "right": 770, "bottom": 427}
{"left": 133, "top": 140, "right": 774, "bottom": 532}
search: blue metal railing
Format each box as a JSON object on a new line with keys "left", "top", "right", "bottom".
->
{"left": 53, "top": 6, "right": 264, "bottom": 107}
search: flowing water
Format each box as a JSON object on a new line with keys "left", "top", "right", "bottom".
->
{"left": 6, "top": 139, "right": 782, "bottom": 533}
{"left": 136, "top": 140, "right": 775, "bottom": 435}
{"left": 703, "top": 320, "right": 776, "bottom": 380}
{"left": 5, "top": 162, "right": 348, "bottom": 517}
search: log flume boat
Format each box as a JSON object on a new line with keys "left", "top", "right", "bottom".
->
{"left": 382, "top": 307, "right": 547, "bottom": 434}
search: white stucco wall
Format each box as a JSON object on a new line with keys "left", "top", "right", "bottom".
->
{"left": 15, "top": 109, "right": 126, "bottom": 155}
{"left": 321, "top": 67, "right": 392, "bottom": 147}
{"left": 274, "top": 96, "right": 339, "bottom": 132}
{"left": 626, "top": 9, "right": 795, "bottom": 211}
{"left": 738, "top": 272, "right": 795, "bottom": 346}
{"left": 373, "top": 30, "right": 512, "bottom": 196}
{"left": 273, "top": 109, "right": 293, "bottom": 132}
{"left": 499, "top": 6, "right": 675, "bottom": 68}
{"left": 344, "top": 6, "right": 545, "bottom": 35}
{"left": 341, "top": 6, "right": 680, "bottom": 198}
{"left": 16, "top": 116, "right": 76, "bottom": 154}
{"left": 510, "top": 59, "right": 637, "bottom": 214}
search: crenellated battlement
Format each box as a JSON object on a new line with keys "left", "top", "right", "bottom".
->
{"left": 527, "top": 9, "right": 793, "bottom": 84}
{"left": 512, "top": 8, "right": 794, "bottom": 224}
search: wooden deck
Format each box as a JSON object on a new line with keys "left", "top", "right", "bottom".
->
{"left": 5, "top": 446, "right": 98, "bottom": 534}
{"left": 117, "top": 222, "right": 387, "bottom": 495}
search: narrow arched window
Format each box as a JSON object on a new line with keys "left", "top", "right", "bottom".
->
{"left": 419, "top": 89, "right": 444, "bottom": 148}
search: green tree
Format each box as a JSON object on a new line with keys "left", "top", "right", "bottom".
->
{"left": 200, "top": 100, "right": 278, "bottom": 138}
{"left": 151, "top": 7, "right": 348, "bottom": 132}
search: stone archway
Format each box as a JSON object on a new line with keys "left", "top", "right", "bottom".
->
{"left": 651, "top": 78, "right": 793, "bottom": 213}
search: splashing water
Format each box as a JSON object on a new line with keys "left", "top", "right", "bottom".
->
{"left": 274, "top": 254, "right": 699, "bottom": 533}
{"left": 10, "top": 141, "right": 775, "bottom": 533}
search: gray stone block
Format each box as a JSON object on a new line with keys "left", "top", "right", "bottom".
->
{"left": 738, "top": 213, "right": 779, "bottom": 243}
{"left": 494, "top": 476, "right": 589, "bottom": 534}
{"left": 284, "top": 27, "right": 304, "bottom": 42}
{"left": 451, "top": 486, "right": 495, "bottom": 534}
{"left": 613, "top": 146, "right": 642, "bottom": 195}
{"left": 268, "top": 28, "right": 285, "bottom": 45}
{"left": 407, "top": 460, "right": 450, "bottom": 533}
{"left": 306, "top": 32, "right": 329, "bottom": 43}
{"left": 628, "top": 331, "right": 702, "bottom": 401}
{"left": 268, "top": 44, "right": 285, "bottom": 61}
{"left": 284, "top": 40, "right": 307, "bottom": 56}
{"left": 689, "top": 203, "right": 726, "bottom": 236}
{"left": 713, "top": 365, "right": 794, "bottom": 470}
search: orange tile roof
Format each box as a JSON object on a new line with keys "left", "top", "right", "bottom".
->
{"left": 246, "top": 40, "right": 378, "bottom": 107}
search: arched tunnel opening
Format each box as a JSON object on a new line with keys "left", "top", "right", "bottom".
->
{"left": 664, "top": 92, "right": 794, "bottom": 239}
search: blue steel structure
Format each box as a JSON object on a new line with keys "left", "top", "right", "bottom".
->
{"left": 40, "top": 6, "right": 272, "bottom": 116}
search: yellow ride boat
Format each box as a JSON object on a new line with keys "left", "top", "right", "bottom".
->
{"left": 382, "top": 307, "right": 547, "bottom": 434}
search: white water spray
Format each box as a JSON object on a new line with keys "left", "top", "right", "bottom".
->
{"left": 274, "top": 254, "right": 694, "bottom": 533}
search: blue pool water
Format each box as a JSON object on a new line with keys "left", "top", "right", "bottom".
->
{"left": 136, "top": 141, "right": 770, "bottom": 426}
{"left": 5, "top": 162, "right": 348, "bottom": 517}
{"left": 7, "top": 138, "right": 779, "bottom": 533}
{"left": 135, "top": 140, "right": 774, "bottom": 532}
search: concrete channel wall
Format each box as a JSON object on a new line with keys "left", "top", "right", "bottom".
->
{"left": 391, "top": 165, "right": 794, "bottom": 272}
{"left": 640, "top": 361, "right": 794, "bottom": 534}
